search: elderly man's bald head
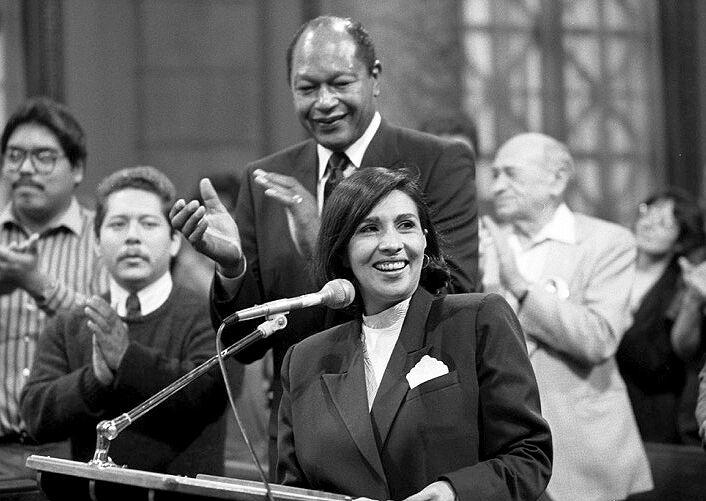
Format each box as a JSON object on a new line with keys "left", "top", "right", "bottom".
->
{"left": 495, "top": 133, "right": 575, "bottom": 180}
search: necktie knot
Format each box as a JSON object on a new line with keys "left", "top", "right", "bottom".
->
{"left": 324, "top": 151, "right": 349, "bottom": 203}
{"left": 125, "top": 292, "right": 141, "bottom": 319}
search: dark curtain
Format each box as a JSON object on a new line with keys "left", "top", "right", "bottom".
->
{"left": 660, "top": 0, "right": 702, "bottom": 196}
{"left": 22, "top": 0, "right": 64, "bottom": 101}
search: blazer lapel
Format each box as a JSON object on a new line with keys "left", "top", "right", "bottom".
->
{"left": 322, "top": 322, "right": 387, "bottom": 483}
{"left": 370, "top": 288, "right": 435, "bottom": 449}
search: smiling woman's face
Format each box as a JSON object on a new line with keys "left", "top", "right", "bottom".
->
{"left": 345, "top": 190, "right": 427, "bottom": 315}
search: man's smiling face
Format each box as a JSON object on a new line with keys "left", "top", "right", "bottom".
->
{"left": 290, "top": 23, "right": 380, "bottom": 151}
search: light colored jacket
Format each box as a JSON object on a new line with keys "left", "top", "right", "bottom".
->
{"left": 484, "top": 212, "right": 653, "bottom": 500}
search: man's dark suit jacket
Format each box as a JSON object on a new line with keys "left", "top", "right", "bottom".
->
{"left": 277, "top": 288, "right": 552, "bottom": 501}
{"left": 212, "top": 120, "right": 478, "bottom": 466}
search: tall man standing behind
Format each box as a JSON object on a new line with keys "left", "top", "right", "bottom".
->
{"left": 0, "top": 98, "right": 108, "bottom": 479}
{"left": 171, "top": 15, "right": 478, "bottom": 474}
{"left": 480, "top": 133, "right": 652, "bottom": 500}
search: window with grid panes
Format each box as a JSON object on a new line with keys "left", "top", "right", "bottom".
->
{"left": 463, "top": 0, "right": 664, "bottom": 225}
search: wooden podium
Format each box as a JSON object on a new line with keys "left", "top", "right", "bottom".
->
{"left": 26, "top": 456, "right": 352, "bottom": 501}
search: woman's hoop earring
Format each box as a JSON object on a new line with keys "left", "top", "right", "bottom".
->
{"left": 422, "top": 254, "right": 430, "bottom": 269}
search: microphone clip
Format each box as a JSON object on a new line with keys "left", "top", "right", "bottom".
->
{"left": 259, "top": 314, "right": 288, "bottom": 338}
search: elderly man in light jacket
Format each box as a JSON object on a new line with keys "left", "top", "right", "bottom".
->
{"left": 481, "top": 132, "right": 653, "bottom": 501}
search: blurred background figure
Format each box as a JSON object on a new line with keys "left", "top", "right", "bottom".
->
{"left": 0, "top": 97, "right": 108, "bottom": 479}
{"left": 481, "top": 132, "right": 652, "bottom": 500}
{"left": 616, "top": 188, "right": 706, "bottom": 444}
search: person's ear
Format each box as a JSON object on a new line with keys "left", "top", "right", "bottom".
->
{"left": 371, "top": 60, "right": 382, "bottom": 97}
{"left": 169, "top": 231, "right": 182, "bottom": 257}
{"left": 72, "top": 161, "right": 85, "bottom": 186}
{"left": 550, "top": 167, "right": 569, "bottom": 197}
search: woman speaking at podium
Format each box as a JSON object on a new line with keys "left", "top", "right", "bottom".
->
{"left": 276, "top": 168, "right": 552, "bottom": 501}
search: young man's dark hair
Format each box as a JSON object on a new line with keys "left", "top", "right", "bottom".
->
{"left": 94, "top": 165, "right": 176, "bottom": 236}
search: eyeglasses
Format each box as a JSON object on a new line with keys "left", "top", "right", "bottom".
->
{"left": 637, "top": 202, "right": 678, "bottom": 231}
{"left": 2, "top": 147, "right": 66, "bottom": 174}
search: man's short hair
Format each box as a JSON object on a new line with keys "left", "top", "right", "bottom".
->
{"left": 94, "top": 166, "right": 176, "bottom": 236}
{"left": 286, "top": 15, "right": 377, "bottom": 83}
{"left": 1, "top": 96, "right": 87, "bottom": 168}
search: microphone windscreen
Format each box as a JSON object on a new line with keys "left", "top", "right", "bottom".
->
{"left": 320, "top": 279, "right": 355, "bottom": 309}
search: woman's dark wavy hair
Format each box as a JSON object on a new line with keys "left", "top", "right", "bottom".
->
{"left": 641, "top": 187, "right": 706, "bottom": 257}
{"left": 316, "top": 167, "right": 450, "bottom": 311}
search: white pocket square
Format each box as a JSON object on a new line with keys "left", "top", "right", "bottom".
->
{"left": 405, "top": 355, "right": 449, "bottom": 389}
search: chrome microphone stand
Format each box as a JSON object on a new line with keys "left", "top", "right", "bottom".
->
{"left": 89, "top": 314, "right": 287, "bottom": 468}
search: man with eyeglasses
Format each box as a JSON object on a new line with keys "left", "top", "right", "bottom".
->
{"left": 0, "top": 97, "right": 108, "bottom": 479}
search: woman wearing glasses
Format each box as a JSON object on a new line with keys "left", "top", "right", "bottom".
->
{"left": 617, "top": 188, "right": 706, "bottom": 443}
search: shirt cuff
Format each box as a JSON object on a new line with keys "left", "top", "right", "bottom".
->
{"left": 215, "top": 257, "right": 247, "bottom": 299}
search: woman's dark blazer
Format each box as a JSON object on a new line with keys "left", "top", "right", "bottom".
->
{"left": 277, "top": 287, "right": 552, "bottom": 501}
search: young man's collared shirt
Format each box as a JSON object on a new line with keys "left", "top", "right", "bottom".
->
{"left": 110, "top": 272, "right": 173, "bottom": 317}
{"left": 0, "top": 198, "right": 108, "bottom": 435}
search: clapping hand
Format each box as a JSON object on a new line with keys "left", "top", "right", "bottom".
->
{"left": 253, "top": 169, "right": 320, "bottom": 258}
{"left": 0, "top": 233, "right": 44, "bottom": 296}
{"left": 481, "top": 216, "right": 529, "bottom": 298}
{"left": 92, "top": 334, "right": 114, "bottom": 385}
{"left": 84, "top": 296, "right": 129, "bottom": 371}
{"left": 170, "top": 178, "right": 244, "bottom": 277}
{"left": 678, "top": 257, "right": 706, "bottom": 301}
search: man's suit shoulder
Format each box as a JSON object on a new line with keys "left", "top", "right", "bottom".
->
{"left": 246, "top": 139, "right": 314, "bottom": 174}
{"left": 387, "top": 124, "right": 470, "bottom": 157}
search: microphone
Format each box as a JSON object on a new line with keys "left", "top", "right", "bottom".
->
{"left": 224, "top": 278, "right": 355, "bottom": 324}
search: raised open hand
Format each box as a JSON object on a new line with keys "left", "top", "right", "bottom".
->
{"left": 170, "top": 178, "right": 244, "bottom": 276}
